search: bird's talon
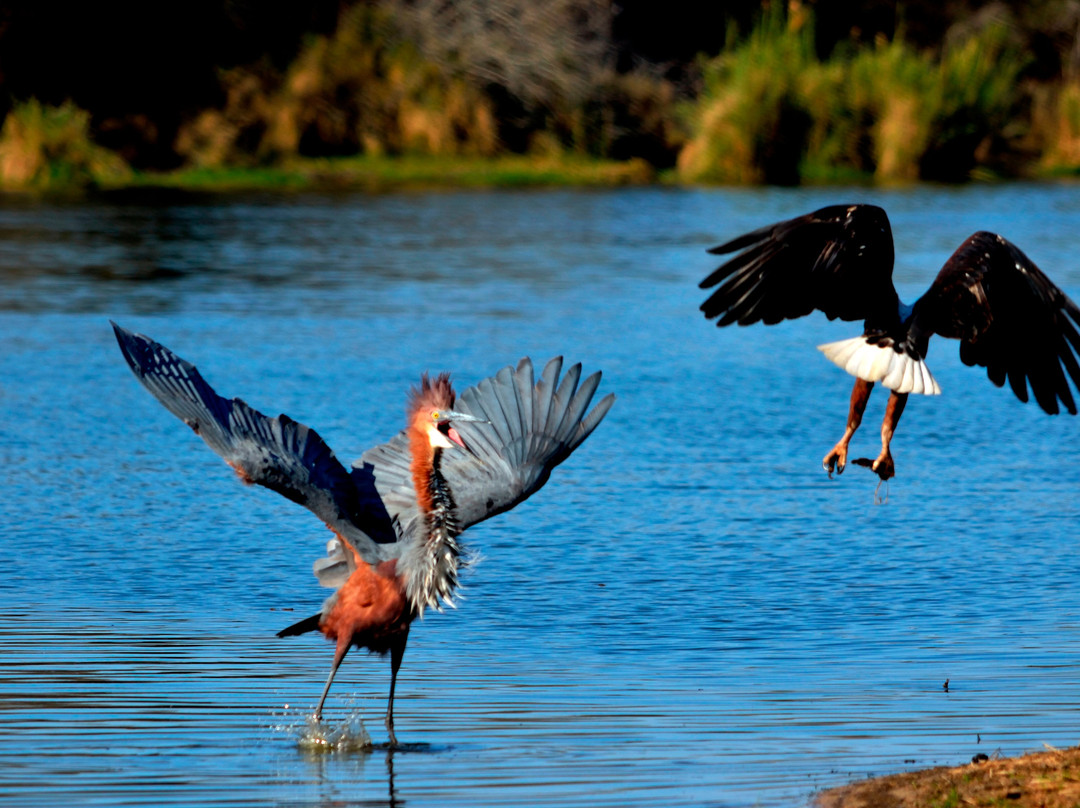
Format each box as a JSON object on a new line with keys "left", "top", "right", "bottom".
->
{"left": 850, "top": 455, "right": 894, "bottom": 481}
{"left": 823, "top": 449, "right": 847, "bottom": 478}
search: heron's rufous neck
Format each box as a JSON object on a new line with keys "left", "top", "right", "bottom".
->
{"left": 407, "top": 424, "right": 438, "bottom": 513}
{"left": 404, "top": 372, "right": 456, "bottom": 513}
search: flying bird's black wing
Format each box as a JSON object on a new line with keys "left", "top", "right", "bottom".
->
{"left": 356, "top": 357, "right": 614, "bottom": 544}
{"left": 113, "top": 322, "right": 387, "bottom": 578}
{"left": 700, "top": 204, "right": 900, "bottom": 330}
{"left": 909, "top": 232, "right": 1080, "bottom": 414}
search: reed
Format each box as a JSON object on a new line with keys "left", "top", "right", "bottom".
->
{"left": 1030, "top": 81, "right": 1080, "bottom": 174}
{"left": 677, "top": 10, "right": 815, "bottom": 184}
{"left": 678, "top": 13, "right": 1025, "bottom": 184}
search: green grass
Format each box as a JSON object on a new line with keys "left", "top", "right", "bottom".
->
{"left": 118, "top": 154, "right": 655, "bottom": 192}
{"left": 933, "top": 787, "right": 962, "bottom": 808}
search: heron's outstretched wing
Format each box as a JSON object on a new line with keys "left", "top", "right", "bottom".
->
{"left": 910, "top": 232, "right": 1080, "bottom": 414}
{"left": 700, "top": 204, "right": 900, "bottom": 329}
{"left": 356, "top": 357, "right": 614, "bottom": 543}
{"left": 113, "top": 323, "right": 386, "bottom": 575}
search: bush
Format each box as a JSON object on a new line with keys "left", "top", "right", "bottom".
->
{"left": 0, "top": 99, "right": 130, "bottom": 189}
{"left": 175, "top": 5, "right": 499, "bottom": 167}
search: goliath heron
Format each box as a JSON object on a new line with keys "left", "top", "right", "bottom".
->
{"left": 113, "top": 323, "right": 614, "bottom": 745}
{"left": 699, "top": 204, "right": 1080, "bottom": 480}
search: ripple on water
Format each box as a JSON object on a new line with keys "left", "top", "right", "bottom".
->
{"left": 3, "top": 185, "right": 1080, "bottom": 807}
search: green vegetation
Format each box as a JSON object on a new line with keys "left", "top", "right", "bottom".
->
{"left": 1032, "top": 81, "right": 1080, "bottom": 176}
{"left": 122, "top": 154, "right": 654, "bottom": 192}
{"left": 0, "top": 99, "right": 130, "bottom": 190}
{"left": 678, "top": 12, "right": 1026, "bottom": 184}
{"left": 933, "top": 787, "right": 962, "bottom": 808}
{"left": 7, "top": 2, "right": 1080, "bottom": 191}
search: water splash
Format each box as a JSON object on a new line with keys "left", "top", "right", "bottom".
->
{"left": 272, "top": 706, "right": 374, "bottom": 753}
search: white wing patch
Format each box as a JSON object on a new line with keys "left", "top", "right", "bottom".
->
{"left": 818, "top": 336, "right": 942, "bottom": 395}
{"left": 313, "top": 536, "right": 352, "bottom": 589}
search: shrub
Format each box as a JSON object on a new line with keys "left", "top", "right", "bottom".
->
{"left": 175, "top": 5, "right": 499, "bottom": 167}
{"left": 0, "top": 99, "right": 130, "bottom": 189}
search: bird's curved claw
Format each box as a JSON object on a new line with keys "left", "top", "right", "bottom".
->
{"left": 823, "top": 446, "right": 847, "bottom": 478}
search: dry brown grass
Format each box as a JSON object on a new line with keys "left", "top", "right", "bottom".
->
{"left": 817, "top": 745, "right": 1080, "bottom": 808}
{"left": 1031, "top": 81, "right": 1080, "bottom": 172}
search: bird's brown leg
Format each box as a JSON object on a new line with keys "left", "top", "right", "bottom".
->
{"left": 823, "top": 378, "right": 873, "bottom": 477}
{"left": 314, "top": 638, "right": 351, "bottom": 721}
{"left": 870, "top": 390, "right": 908, "bottom": 481}
{"left": 385, "top": 629, "right": 409, "bottom": 747}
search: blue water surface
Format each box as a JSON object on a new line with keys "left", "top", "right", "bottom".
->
{"left": 1, "top": 183, "right": 1079, "bottom": 807}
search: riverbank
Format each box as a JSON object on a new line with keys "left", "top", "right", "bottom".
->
{"left": 817, "top": 745, "right": 1080, "bottom": 808}
{"left": 111, "top": 155, "right": 657, "bottom": 193}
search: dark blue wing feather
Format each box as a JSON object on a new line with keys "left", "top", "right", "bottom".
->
{"left": 113, "top": 322, "right": 387, "bottom": 567}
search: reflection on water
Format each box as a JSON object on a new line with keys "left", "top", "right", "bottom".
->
{"left": 2, "top": 184, "right": 1080, "bottom": 806}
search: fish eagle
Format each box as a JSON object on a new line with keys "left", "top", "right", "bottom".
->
{"left": 699, "top": 204, "right": 1080, "bottom": 480}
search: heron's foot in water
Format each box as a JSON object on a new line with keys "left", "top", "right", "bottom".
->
{"left": 822, "top": 443, "right": 850, "bottom": 478}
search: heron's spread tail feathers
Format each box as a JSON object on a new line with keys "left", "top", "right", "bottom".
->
{"left": 277, "top": 613, "right": 321, "bottom": 638}
{"left": 819, "top": 336, "right": 941, "bottom": 395}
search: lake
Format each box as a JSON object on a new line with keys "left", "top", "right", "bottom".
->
{"left": 1, "top": 183, "right": 1079, "bottom": 807}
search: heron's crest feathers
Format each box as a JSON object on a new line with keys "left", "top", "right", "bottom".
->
{"left": 408, "top": 372, "right": 455, "bottom": 417}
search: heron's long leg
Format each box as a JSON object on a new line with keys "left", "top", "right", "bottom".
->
{"left": 870, "top": 390, "right": 908, "bottom": 481}
{"left": 314, "top": 639, "right": 350, "bottom": 721}
{"left": 823, "top": 378, "right": 873, "bottom": 476}
{"left": 385, "top": 629, "right": 409, "bottom": 747}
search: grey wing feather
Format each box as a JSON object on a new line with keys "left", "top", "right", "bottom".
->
{"left": 112, "top": 322, "right": 386, "bottom": 570}
{"left": 354, "top": 356, "right": 614, "bottom": 543}
{"left": 911, "top": 233, "right": 1080, "bottom": 415}
{"left": 352, "top": 432, "right": 423, "bottom": 545}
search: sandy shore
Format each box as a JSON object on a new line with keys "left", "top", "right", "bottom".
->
{"left": 816, "top": 746, "right": 1080, "bottom": 808}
